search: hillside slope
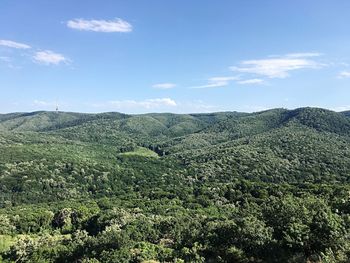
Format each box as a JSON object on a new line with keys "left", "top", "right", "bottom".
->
{"left": 1, "top": 107, "right": 350, "bottom": 262}
{"left": 1, "top": 107, "right": 350, "bottom": 188}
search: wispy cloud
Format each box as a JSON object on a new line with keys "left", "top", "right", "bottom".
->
{"left": 90, "top": 98, "right": 221, "bottom": 113}
{"left": 189, "top": 53, "right": 323, "bottom": 90}
{"left": 242, "top": 105, "right": 270, "bottom": 112}
{"left": 191, "top": 76, "right": 239, "bottom": 89}
{"left": 177, "top": 100, "right": 221, "bottom": 113}
{"left": 33, "top": 100, "right": 56, "bottom": 107}
{"left": 0, "top": 40, "right": 71, "bottom": 68}
{"left": 231, "top": 53, "right": 323, "bottom": 79}
{"left": 97, "top": 98, "right": 177, "bottom": 111}
{"left": 0, "top": 56, "right": 11, "bottom": 62}
{"left": 331, "top": 105, "right": 350, "bottom": 112}
{"left": 32, "top": 100, "right": 68, "bottom": 111}
{"left": 338, "top": 71, "right": 350, "bottom": 78}
{"left": 67, "top": 18, "right": 132, "bottom": 33}
{"left": 152, "top": 83, "right": 177, "bottom": 89}
{"left": 237, "top": 78, "right": 264, "bottom": 85}
{"left": 33, "top": 50, "right": 69, "bottom": 65}
{"left": 0, "top": 56, "right": 20, "bottom": 69}
{"left": 285, "top": 52, "right": 322, "bottom": 58}
{"left": 0, "top": 39, "right": 31, "bottom": 49}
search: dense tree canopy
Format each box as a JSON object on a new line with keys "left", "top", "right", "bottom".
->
{"left": 1, "top": 107, "right": 350, "bottom": 262}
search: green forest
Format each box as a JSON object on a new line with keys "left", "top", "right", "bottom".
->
{"left": 1, "top": 107, "right": 350, "bottom": 262}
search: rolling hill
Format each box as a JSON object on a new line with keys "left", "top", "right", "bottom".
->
{"left": 1, "top": 107, "right": 350, "bottom": 262}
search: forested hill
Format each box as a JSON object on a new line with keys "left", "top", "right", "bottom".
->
{"left": 342, "top": 110, "right": 350, "bottom": 117}
{"left": 1, "top": 107, "right": 349, "bottom": 135}
{"left": 1, "top": 107, "right": 350, "bottom": 262}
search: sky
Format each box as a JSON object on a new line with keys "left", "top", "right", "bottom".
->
{"left": 1, "top": 0, "right": 350, "bottom": 114}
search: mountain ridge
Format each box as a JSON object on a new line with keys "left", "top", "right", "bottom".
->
{"left": 1, "top": 107, "right": 348, "bottom": 133}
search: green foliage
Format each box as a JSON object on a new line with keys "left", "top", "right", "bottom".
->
{"left": 0, "top": 215, "right": 15, "bottom": 235}
{"left": 1, "top": 107, "right": 350, "bottom": 262}
{"left": 0, "top": 235, "right": 15, "bottom": 254}
{"left": 118, "top": 147, "right": 159, "bottom": 158}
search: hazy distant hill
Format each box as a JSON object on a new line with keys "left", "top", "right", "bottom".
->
{"left": 342, "top": 110, "right": 350, "bottom": 117}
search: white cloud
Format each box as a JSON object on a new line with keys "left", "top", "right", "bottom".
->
{"left": 237, "top": 78, "right": 264, "bottom": 85}
{"left": 0, "top": 56, "right": 21, "bottom": 69}
{"left": 242, "top": 105, "right": 270, "bottom": 112}
{"left": 0, "top": 39, "right": 31, "bottom": 49}
{"left": 191, "top": 76, "right": 239, "bottom": 89}
{"left": 152, "top": 83, "right": 177, "bottom": 89}
{"left": 177, "top": 100, "right": 221, "bottom": 113}
{"left": 67, "top": 18, "right": 132, "bottom": 33}
{"left": 32, "top": 100, "right": 68, "bottom": 111}
{"left": 90, "top": 98, "right": 221, "bottom": 113}
{"left": 33, "top": 50, "right": 69, "bottom": 65}
{"left": 0, "top": 56, "right": 11, "bottom": 62}
{"left": 231, "top": 53, "right": 322, "bottom": 79}
{"left": 33, "top": 100, "right": 56, "bottom": 107}
{"left": 331, "top": 106, "right": 350, "bottom": 112}
{"left": 285, "top": 52, "right": 322, "bottom": 58}
{"left": 105, "top": 98, "right": 177, "bottom": 110}
{"left": 209, "top": 76, "right": 238, "bottom": 82}
{"left": 338, "top": 71, "right": 350, "bottom": 78}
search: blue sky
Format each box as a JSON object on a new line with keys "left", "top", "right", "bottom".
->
{"left": 1, "top": 0, "right": 350, "bottom": 113}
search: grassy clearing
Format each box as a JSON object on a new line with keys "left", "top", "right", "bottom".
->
{"left": 119, "top": 147, "right": 159, "bottom": 158}
{"left": 0, "top": 235, "right": 15, "bottom": 253}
